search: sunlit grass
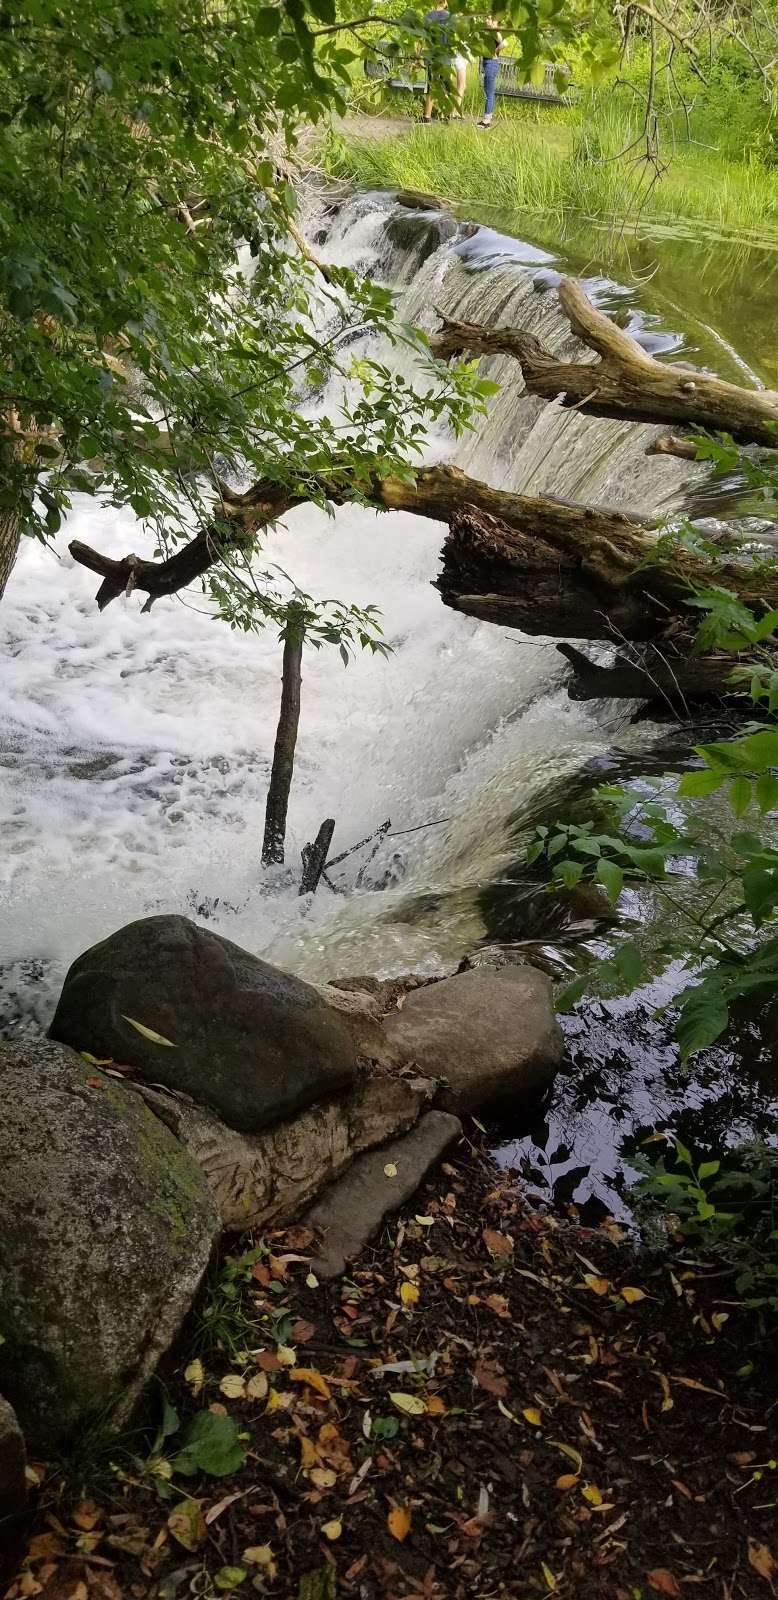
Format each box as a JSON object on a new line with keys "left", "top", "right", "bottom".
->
{"left": 328, "top": 97, "right": 778, "bottom": 238}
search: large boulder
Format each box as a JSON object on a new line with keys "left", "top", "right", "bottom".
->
{"left": 0, "top": 1038, "right": 218, "bottom": 1453}
{"left": 382, "top": 966, "right": 563, "bottom": 1118}
{"left": 0, "top": 1395, "right": 26, "bottom": 1570}
{"left": 49, "top": 916, "right": 359, "bottom": 1134}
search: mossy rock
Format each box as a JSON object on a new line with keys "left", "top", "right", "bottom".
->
{"left": 0, "top": 1038, "right": 218, "bottom": 1453}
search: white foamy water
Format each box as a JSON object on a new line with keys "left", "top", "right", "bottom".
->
{"left": 0, "top": 189, "right": 707, "bottom": 1029}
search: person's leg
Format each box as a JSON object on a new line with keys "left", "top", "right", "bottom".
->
{"left": 480, "top": 56, "right": 498, "bottom": 123}
{"left": 455, "top": 56, "right": 467, "bottom": 110}
{"left": 423, "top": 72, "right": 434, "bottom": 120}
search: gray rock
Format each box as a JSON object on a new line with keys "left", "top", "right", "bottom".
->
{"left": 0, "top": 1395, "right": 26, "bottom": 1559}
{"left": 0, "top": 1038, "right": 218, "bottom": 1453}
{"left": 385, "top": 209, "right": 458, "bottom": 265}
{"left": 49, "top": 916, "right": 358, "bottom": 1134}
{"left": 383, "top": 966, "right": 562, "bottom": 1117}
{"left": 304, "top": 1110, "right": 461, "bottom": 1277}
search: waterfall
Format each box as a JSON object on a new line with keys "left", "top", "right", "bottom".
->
{"left": 0, "top": 188, "right": 723, "bottom": 1032}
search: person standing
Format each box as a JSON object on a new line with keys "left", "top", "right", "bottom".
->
{"left": 478, "top": 16, "right": 504, "bottom": 127}
{"left": 422, "top": 0, "right": 464, "bottom": 122}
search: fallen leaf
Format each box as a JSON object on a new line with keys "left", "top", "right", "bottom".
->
{"left": 583, "top": 1274, "right": 611, "bottom": 1296}
{"left": 219, "top": 1374, "right": 246, "bottom": 1400}
{"left": 581, "top": 1483, "right": 603, "bottom": 1505}
{"left": 72, "top": 1503, "right": 101, "bottom": 1532}
{"left": 277, "top": 1345, "right": 297, "bottom": 1366}
{"left": 185, "top": 1358, "right": 205, "bottom": 1397}
{"left": 390, "top": 1392, "right": 427, "bottom": 1415}
{"left": 711, "top": 1312, "right": 729, "bottom": 1332}
{"left": 300, "top": 1435, "right": 317, "bottom": 1470}
{"left": 670, "top": 1374, "right": 721, "bottom": 1397}
{"left": 310, "top": 1467, "right": 338, "bottom": 1490}
{"left": 387, "top": 1505, "right": 412, "bottom": 1542}
{"left": 415, "top": 1216, "right": 434, "bottom": 1227}
{"left": 242, "top": 1547, "right": 275, "bottom": 1575}
{"left": 549, "top": 1440, "right": 583, "bottom": 1474}
{"left": 426, "top": 1395, "right": 447, "bottom": 1415}
{"left": 168, "top": 1499, "right": 206, "bottom": 1552}
{"left": 647, "top": 1570, "right": 681, "bottom": 1598}
{"left": 305, "top": 1273, "right": 319, "bottom": 1289}
{"left": 246, "top": 1372, "right": 268, "bottom": 1401}
{"left": 213, "top": 1567, "right": 246, "bottom": 1591}
{"left": 748, "top": 1542, "right": 776, "bottom": 1582}
{"left": 291, "top": 1319, "right": 316, "bottom": 1343}
{"left": 400, "top": 1282, "right": 420, "bottom": 1307}
{"left": 522, "top": 1407, "right": 543, "bottom": 1427}
{"left": 556, "top": 1474, "right": 579, "bottom": 1490}
{"left": 121, "top": 1015, "right": 176, "bottom": 1047}
{"left": 384, "top": 1163, "right": 398, "bottom": 1178}
{"left": 254, "top": 1350, "right": 282, "bottom": 1371}
{"left": 290, "top": 1368, "right": 332, "bottom": 1401}
{"left": 485, "top": 1293, "right": 510, "bottom": 1318}
{"left": 482, "top": 1228, "right": 513, "bottom": 1257}
{"left": 473, "top": 1358, "right": 508, "bottom": 1399}
{"left": 541, "top": 1562, "right": 557, "bottom": 1592}
{"left": 321, "top": 1519, "right": 342, "bottom": 1541}
{"left": 619, "top": 1286, "right": 646, "bottom": 1304}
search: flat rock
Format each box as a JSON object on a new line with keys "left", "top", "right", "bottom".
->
{"left": 0, "top": 1038, "right": 218, "bottom": 1452}
{"left": 0, "top": 1395, "right": 26, "bottom": 1567}
{"left": 383, "top": 966, "right": 562, "bottom": 1117}
{"left": 49, "top": 915, "right": 358, "bottom": 1133}
{"left": 304, "top": 1110, "right": 461, "bottom": 1277}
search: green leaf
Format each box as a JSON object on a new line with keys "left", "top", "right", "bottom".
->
{"left": 697, "top": 1160, "right": 720, "bottom": 1180}
{"left": 214, "top": 1570, "right": 247, "bottom": 1591}
{"left": 596, "top": 858, "right": 624, "bottom": 903}
{"left": 756, "top": 774, "right": 778, "bottom": 814}
{"left": 729, "top": 776, "right": 752, "bottom": 817}
{"left": 556, "top": 974, "right": 589, "bottom": 1012}
{"left": 615, "top": 941, "right": 641, "bottom": 988}
{"left": 677, "top": 768, "right": 725, "bottom": 797}
{"left": 557, "top": 859, "right": 584, "bottom": 890}
{"left": 173, "top": 1411, "right": 246, "bottom": 1478}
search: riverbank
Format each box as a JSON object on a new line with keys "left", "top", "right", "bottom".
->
{"left": 8, "top": 1143, "right": 776, "bottom": 1600}
{"left": 325, "top": 112, "right": 778, "bottom": 239}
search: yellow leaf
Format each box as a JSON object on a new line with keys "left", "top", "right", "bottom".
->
{"left": 549, "top": 1440, "right": 583, "bottom": 1474}
{"left": 168, "top": 1500, "right": 206, "bottom": 1552}
{"left": 219, "top": 1374, "right": 246, "bottom": 1400}
{"left": 149, "top": 1457, "right": 173, "bottom": 1479}
{"left": 121, "top": 1015, "right": 177, "bottom": 1047}
{"left": 277, "top": 1345, "right": 297, "bottom": 1366}
{"left": 712, "top": 1312, "right": 729, "bottom": 1332}
{"left": 242, "top": 1547, "right": 275, "bottom": 1576}
{"left": 387, "top": 1505, "right": 412, "bottom": 1542}
{"left": 415, "top": 1216, "right": 434, "bottom": 1226}
{"left": 390, "top": 1391, "right": 427, "bottom": 1415}
{"left": 620, "top": 1286, "right": 646, "bottom": 1304}
{"left": 305, "top": 1272, "right": 319, "bottom": 1289}
{"left": 321, "top": 1519, "right": 342, "bottom": 1541}
{"left": 400, "top": 1282, "right": 420, "bottom": 1307}
{"left": 583, "top": 1274, "right": 611, "bottom": 1296}
{"left": 310, "top": 1467, "right": 337, "bottom": 1489}
{"left": 384, "top": 1163, "right": 398, "bottom": 1178}
{"left": 541, "top": 1562, "right": 557, "bottom": 1592}
{"left": 185, "top": 1358, "right": 205, "bottom": 1396}
{"left": 556, "top": 1474, "right": 579, "bottom": 1490}
{"left": 748, "top": 1541, "right": 776, "bottom": 1581}
{"left": 290, "top": 1367, "right": 332, "bottom": 1400}
{"left": 426, "top": 1395, "right": 446, "bottom": 1415}
{"left": 581, "top": 1482, "right": 602, "bottom": 1505}
{"left": 265, "top": 1388, "right": 281, "bottom": 1414}
{"left": 246, "top": 1372, "right": 268, "bottom": 1401}
{"left": 522, "top": 1407, "right": 543, "bottom": 1427}
{"left": 300, "top": 1435, "right": 317, "bottom": 1470}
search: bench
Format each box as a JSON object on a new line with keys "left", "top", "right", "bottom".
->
{"left": 363, "top": 46, "right": 575, "bottom": 106}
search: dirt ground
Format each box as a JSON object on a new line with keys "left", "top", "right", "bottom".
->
{"left": 5, "top": 1146, "right": 777, "bottom": 1600}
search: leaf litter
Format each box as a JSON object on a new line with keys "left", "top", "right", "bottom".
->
{"left": 6, "top": 1146, "right": 777, "bottom": 1600}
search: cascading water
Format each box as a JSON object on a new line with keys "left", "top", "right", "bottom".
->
{"left": 2, "top": 185, "right": 774, "bottom": 1213}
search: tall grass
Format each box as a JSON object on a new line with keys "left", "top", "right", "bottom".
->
{"left": 328, "top": 81, "right": 778, "bottom": 237}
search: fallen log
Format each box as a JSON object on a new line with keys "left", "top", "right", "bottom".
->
{"left": 430, "top": 277, "right": 778, "bottom": 448}
{"left": 555, "top": 642, "right": 748, "bottom": 706}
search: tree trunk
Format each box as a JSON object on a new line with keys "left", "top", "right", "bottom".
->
{"left": 262, "top": 626, "right": 304, "bottom": 867}
{"left": 0, "top": 506, "right": 23, "bottom": 602}
{"left": 430, "top": 277, "right": 778, "bottom": 447}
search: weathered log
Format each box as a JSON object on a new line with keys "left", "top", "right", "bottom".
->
{"left": 300, "top": 818, "right": 336, "bottom": 895}
{"left": 555, "top": 641, "right": 749, "bottom": 706}
{"left": 430, "top": 277, "right": 778, "bottom": 447}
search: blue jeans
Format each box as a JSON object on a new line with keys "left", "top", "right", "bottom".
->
{"left": 482, "top": 56, "right": 499, "bottom": 117}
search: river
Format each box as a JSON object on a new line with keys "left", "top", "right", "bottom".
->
{"left": 1, "top": 185, "right": 775, "bottom": 1215}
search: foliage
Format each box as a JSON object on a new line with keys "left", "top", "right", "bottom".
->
{"left": 633, "top": 1135, "right": 778, "bottom": 1311}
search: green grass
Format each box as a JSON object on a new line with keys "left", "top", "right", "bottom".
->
{"left": 328, "top": 87, "right": 778, "bottom": 238}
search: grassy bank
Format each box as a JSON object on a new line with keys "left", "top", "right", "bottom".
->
{"left": 327, "top": 92, "right": 778, "bottom": 238}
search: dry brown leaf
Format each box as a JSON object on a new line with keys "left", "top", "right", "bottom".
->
{"left": 670, "top": 1375, "right": 721, "bottom": 1397}
{"left": 72, "top": 1504, "right": 101, "bottom": 1533}
{"left": 387, "top": 1505, "right": 412, "bottom": 1543}
{"left": 647, "top": 1569, "right": 681, "bottom": 1598}
{"left": 556, "top": 1474, "right": 579, "bottom": 1490}
{"left": 291, "top": 1319, "right": 316, "bottom": 1343}
{"left": 473, "top": 1358, "right": 508, "bottom": 1399}
{"left": 748, "top": 1542, "right": 776, "bottom": 1582}
{"left": 484, "top": 1293, "right": 510, "bottom": 1318}
{"left": 310, "top": 1467, "right": 337, "bottom": 1490}
{"left": 619, "top": 1286, "right": 646, "bottom": 1304}
{"left": 583, "top": 1274, "right": 611, "bottom": 1296}
{"left": 482, "top": 1228, "right": 513, "bottom": 1257}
